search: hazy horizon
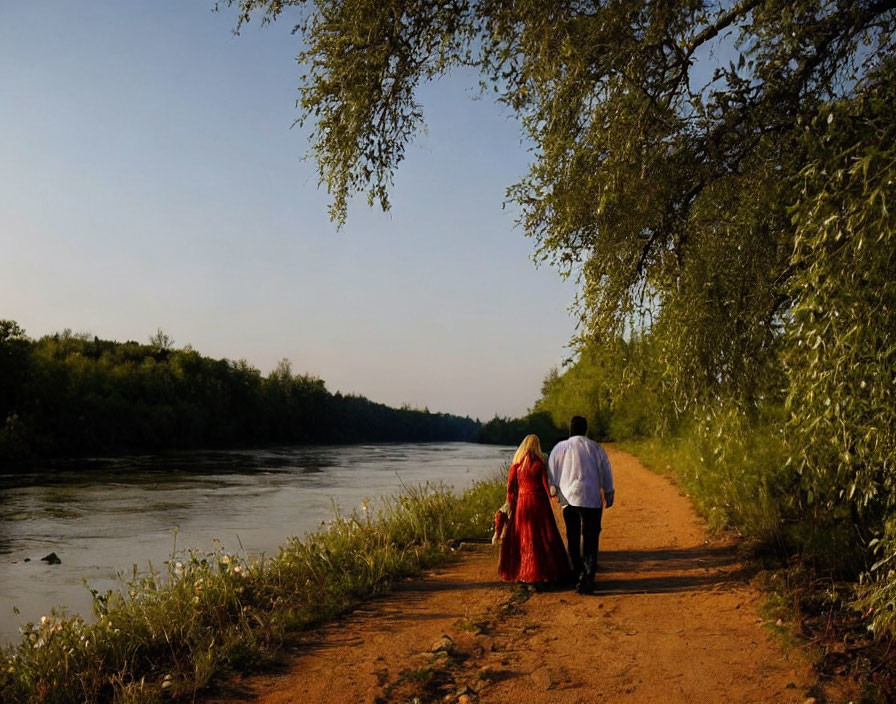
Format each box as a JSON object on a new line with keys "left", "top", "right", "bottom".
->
{"left": 0, "top": 1, "right": 579, "bottom": 421}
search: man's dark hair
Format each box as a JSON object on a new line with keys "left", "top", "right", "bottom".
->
{"left": 569, "top": 416, "right": 588, "bottom": 437}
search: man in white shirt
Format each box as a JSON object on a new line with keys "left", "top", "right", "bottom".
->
{"left": 548, "top": 416, "right": 615, "bottom": 594}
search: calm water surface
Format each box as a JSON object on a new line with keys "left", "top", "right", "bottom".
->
{"left": 0, "top": 442, "right": 512, "bottom": 643}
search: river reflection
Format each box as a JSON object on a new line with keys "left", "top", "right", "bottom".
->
{"left": 0, "top": 442, "right": 512, "bottom": 643}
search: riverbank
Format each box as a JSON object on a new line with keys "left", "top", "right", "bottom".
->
{"left": 0, "top": 471, "right": 505, "bottom": 703}
{"left": 0, "top": 442, "right": 511, "bottom": 644}
{"left": 201, "top": 447, "right": 843, "bottom": 704}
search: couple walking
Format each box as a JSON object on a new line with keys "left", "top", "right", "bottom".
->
{"left": 497, "top": 416, "right": 614, "bottom": 595}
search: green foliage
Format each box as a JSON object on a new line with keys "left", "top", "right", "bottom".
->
{"left": 532, "top": 336, "right": 679, "bottom": 442}
{"left": 627, "top": 405, "right": 795, "bottom": 545}
{"left": 533, "top": 349, "right": 614, "bottom": 441}
{"left": 0, "top": 476, "right": 505, "bottom": 703}
{"left": 226, "top": 0, "right": 894, "bottom": 412}
{"left": 786, "top": 61, "right": 896, "bottom": 525}
{"left": 0, "top": 324, "right": 479, "bottom": 464}
{"left": 226, "top": 0, "right": 896, "bottom": 635}
{"left": 783, "top": 62, "right": 896, "bottom": 634}
{"left": 0, "top": 321, "right": 32, "bottom": 459}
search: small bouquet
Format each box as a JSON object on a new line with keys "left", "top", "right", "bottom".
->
{"left": 492, "top": 501, "right": 511, "bottom": 544}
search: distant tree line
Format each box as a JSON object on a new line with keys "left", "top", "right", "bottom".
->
{"left": 0, "top": 321, "right": 479, "bottom": 464}
{"left": 475, "top": 412, "right": 566, "bottom": 452}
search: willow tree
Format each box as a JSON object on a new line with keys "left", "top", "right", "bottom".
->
{"left": 226, "top": 0, "right": 894, "bottom": 407}
{"left": 227, "top": 0, "right": 896, "bottom": 599}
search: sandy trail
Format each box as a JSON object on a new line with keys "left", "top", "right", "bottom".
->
{"left": 205, "top": 447, "right": 816, "bottom": 704}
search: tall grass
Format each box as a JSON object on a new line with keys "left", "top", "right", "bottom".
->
{"left": 0, "top": 476, "right": 506, "bottom": 704}
{"left": 622, "top": 403, "right": 796, "bottom": 553}
{"left": 624, "top": 402, "right": 871, "bottom": 576}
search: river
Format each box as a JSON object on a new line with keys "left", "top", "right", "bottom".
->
{"left": 0, "top": 442, "right": 512, "bottom": 644}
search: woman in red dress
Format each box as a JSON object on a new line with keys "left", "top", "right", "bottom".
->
{"left": 499, "top": 435, "right": 571, "bottom": 585}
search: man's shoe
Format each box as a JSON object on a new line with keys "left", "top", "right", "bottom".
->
{"left": 576, "top": 575, "right": 595, "bottom": 595}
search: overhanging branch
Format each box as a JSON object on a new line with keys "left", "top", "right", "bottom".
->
{"left": 685, "top": 0, "right": 763, "bottom": 56}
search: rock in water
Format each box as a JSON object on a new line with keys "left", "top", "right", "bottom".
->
{"left": 41, "top": 552, "right": 61, "bottom": 565}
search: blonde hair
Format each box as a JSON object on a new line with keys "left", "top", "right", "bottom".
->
{"left": 512, "top": 434, "right": 544, "bottom": 465}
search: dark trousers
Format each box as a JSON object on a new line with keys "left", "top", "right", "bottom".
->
{"left": 562, "top": 504, "right": 603, "bottom": 579}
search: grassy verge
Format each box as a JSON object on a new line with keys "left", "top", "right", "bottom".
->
{"left": 0, "top": 475, "right": 506, "bottom": 704}
{"left": 621, "top": 438, "right": 895, "bottom": 702}
{"left": 620, "top": 418, "right": 792, "bottom": 558}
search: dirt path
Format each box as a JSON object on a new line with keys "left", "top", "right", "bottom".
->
{"left": 206, "top": 447, "right": 819, "bottom": 704}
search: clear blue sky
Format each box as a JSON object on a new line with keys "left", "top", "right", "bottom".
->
{"left": 0, "top": 1, "right": 578, "bottom": 421}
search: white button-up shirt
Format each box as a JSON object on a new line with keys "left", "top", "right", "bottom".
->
{"left": 548, "top": 435, "right": 614, "bottom": 509}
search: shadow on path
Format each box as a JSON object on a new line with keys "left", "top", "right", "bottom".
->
{"left": 591, "top": 542, "right": 748, "bottom": 595}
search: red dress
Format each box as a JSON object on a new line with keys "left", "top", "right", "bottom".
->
{"left": 499, "top": 452, "right": 571, "bottom": 583}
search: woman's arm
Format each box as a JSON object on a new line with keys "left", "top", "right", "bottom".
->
{"left": 539, "top": 459, "right": 553, "bottom": 497}
{"left": 506, "top": 463, "right": 518, "bottom": 510}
